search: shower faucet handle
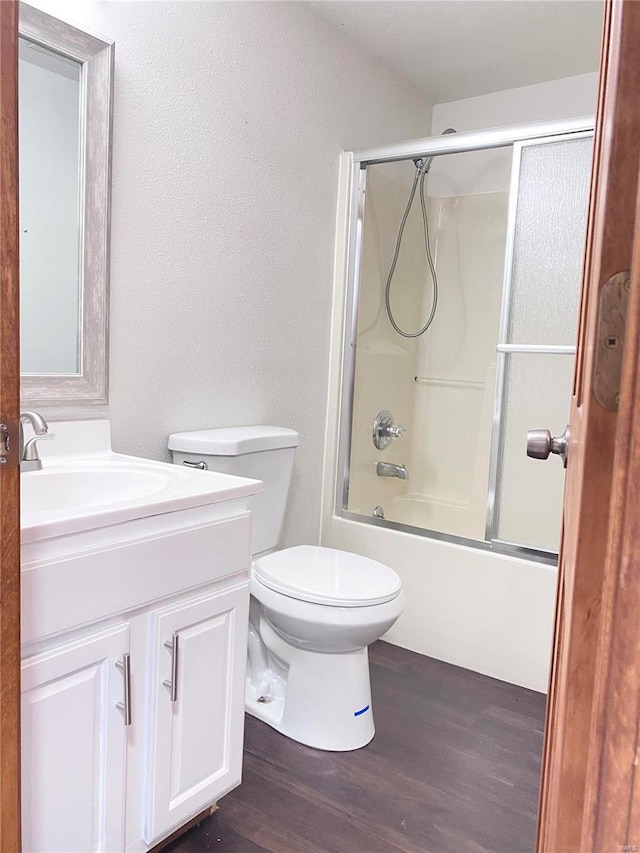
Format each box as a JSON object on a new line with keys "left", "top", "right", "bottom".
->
{"left": 373, "top": 410, "right": 407, "bottom": 450}
{"left": 386, "top": 424, "right": 406, "bottom": 440}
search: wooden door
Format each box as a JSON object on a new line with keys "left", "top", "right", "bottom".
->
{"left": 0, "top": 1, "right": 21, "bottom": 851}
{"left": 538, "top": 1, "right": 640, "bottom": 850}
{"left": 143, "top": 586, "right": 249, "bottom": 846}
{"left": 21, "top": 626, "right": 129, "bottom": 852}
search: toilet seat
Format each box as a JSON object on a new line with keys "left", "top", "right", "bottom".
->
{"left": 254, "top": 545, "right": 401, "bottom": 607}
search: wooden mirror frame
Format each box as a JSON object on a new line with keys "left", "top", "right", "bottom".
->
{"left": 18, "top": 3, "right": 113, "bottom": 407}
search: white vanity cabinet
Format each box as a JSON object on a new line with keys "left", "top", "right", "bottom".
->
{"left": 21, "top": 498, "right": 256, "bottom": 853}
{"left": 143, "top": 585, "right": 249, "bottom": 846}
{"left": 21, "top": 624, "right": 130, "bottom": 853}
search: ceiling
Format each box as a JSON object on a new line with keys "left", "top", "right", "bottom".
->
{"left": 307, "top": 0, "right": 603, "bottom": 103}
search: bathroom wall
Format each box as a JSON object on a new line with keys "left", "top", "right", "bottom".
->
{"left": 29, "top": 0, "right": 431, "bottom": 548}
{"left": 323, "top": 74, "right": 599, "bottom": 692}
{"left": 430, "top": 72, "right": 598, "bottom": 193}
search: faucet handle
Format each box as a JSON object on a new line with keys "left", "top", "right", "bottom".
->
{"left": 23, "top": 432, "right": 54, "bottom": 462}
{"left": 386, "top": 424, "right": 407, "bottom": 440}
{"left": 373, "top": 410, "right": 407, "bottom": 450}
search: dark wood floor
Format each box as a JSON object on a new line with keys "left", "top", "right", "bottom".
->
{"left": 166, "top": 641, "right": 546, "bottom": 853}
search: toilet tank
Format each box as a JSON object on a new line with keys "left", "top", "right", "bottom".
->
{"left": 168, "top": 426, "right": 300, "bottom": 556}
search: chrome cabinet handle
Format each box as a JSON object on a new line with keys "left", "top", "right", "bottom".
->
{"left": 183, "top": 460, "right": 207, "bottom": 470}
{"left": 115, "top": 653, "right": 132, "bottom": 726}
{"left": 162, "top": 634, "right": 179, "bottom": 702}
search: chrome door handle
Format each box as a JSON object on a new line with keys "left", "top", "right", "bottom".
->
{"left": 526, "top": 425, "right": 570, "bottom": 468}
{"left": 162, "top": 634, "right": 179, "bottom": 702}
{"left": 115, "top": 653, "right": 132, "bottom": 726}
{"left": 183, "top": 459, "right": 207, "bottom": 470}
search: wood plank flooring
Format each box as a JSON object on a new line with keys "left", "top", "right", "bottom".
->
{"left": 165, "top": 641, "right": 546, "bottom": 853}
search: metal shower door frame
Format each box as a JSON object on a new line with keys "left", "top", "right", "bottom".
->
{"left": 336, "top": 115, "right": 595, "bottom": 564}
{"left": 485, "top": 129, "right": 595, "bottom": 550}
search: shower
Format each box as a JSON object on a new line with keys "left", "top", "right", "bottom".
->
{"left": 341, "top": 117, "right": 593, "bottom": 559}
{"left": 331, "top": 115, "right": 595, "bottom": 701}
{"left": 384, "top": 127, "right": 457, "bottom": 338}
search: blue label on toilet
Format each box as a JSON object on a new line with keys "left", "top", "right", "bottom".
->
{"left": 353, "top": 705, "right": 370, "bottom": 717}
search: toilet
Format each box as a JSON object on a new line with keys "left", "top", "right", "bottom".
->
{"left": 168, "top": 425, "right": 404, "bottom": 751}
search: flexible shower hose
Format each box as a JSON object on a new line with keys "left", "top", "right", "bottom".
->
{"left": 384, "top": 162, "right": 438, "bottom": 338}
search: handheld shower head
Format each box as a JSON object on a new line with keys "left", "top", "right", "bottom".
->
{"left": 390, "top": 127, "right": 458, "bottom": 337}
{"left": 412, "top": 128, "right": 456, "bottom": 172}
{"left": 413, "top": 156, "right": 433, "bottom": 173}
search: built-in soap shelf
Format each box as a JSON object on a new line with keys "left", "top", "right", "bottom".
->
{"left": 414, "top": 375, "right": 485, "bottom": 389}
{"left": 357, "top": 341, "right": 412, "bottom": 358}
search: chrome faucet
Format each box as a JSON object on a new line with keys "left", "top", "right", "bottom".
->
{"left": 376, "top": 461, "right": 409, "bottom": 480}
{"left": 372, "top": 410, "right": 407, "bottom": 450}
{"left": 20, "top": 411, "right": 54, "bottom": 472}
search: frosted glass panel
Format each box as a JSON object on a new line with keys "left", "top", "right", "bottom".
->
{"left": 495, "top": 353, "right": 574, "bottom": 551}
{"left": 507, "top": 137, "right": 592, "bottom": 346}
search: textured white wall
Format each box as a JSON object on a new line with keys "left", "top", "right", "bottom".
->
{"left": 31, "top": 0, "right": 430, "bottom": 547}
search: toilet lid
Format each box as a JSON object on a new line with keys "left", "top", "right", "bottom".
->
{"left": 254, "top": 545, "right": 402, "bottom": 607}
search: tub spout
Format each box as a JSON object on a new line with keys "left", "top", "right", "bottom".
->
{"left": 376, "top": 461, "right": 409, "bottom": 480}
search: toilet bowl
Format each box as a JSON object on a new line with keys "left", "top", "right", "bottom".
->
{"left": 247, "top": 545, "right": 404, "bottom": 750}
{"left": 168, "top": 426, "right": 405, "bottom": 751}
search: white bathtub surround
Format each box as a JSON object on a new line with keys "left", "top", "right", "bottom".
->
{"left": 322, "top": 71, "right": 599, "bottom": 695}
{"left": 346, "top": 162, "right": 422, "bottom": 518}
{"left": 322, "top": 516, "right": 557, "bottom": 693}
{"left": 21, "top": 420, "right": 260, "bottom": 852}
{"left": 169, "top": 426, "right": 404, "bottom": 750}
{"left": 28, "top": 0, "right": 432, "bottom": 551}
{"left": 348, "top": 176, "right": 509, "bottom": 541}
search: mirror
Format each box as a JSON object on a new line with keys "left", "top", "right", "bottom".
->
{"left": 19, "top": 38, "right": 81, "bottom": 376}
{"left": 18, "top": 3, "right": 113, "bottom": 406}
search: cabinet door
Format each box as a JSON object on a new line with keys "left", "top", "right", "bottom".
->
{"left": 143, "top": 585, "right": 249, "bottom": 845}
{"left": 21, "top": 625, "right": 129, "bottom": 853}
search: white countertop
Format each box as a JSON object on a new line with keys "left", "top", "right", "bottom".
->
{"left": 21, "top": 420, "right": 262, "bottom": 543}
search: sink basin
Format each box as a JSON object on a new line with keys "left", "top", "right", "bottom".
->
{"left": 20, "top": 420, "right": 262, "bottom": 544}
{"left": 22, "top": 467, "right": 173, "bottom": 513}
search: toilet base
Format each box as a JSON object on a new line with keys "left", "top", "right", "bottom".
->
{"left": 246, "top": 618, "right": 375, "bottom": 751}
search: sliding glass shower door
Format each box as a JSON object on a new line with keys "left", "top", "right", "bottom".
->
{"left": 489, "top": 134, "right": 594, "bottom": 553}
{"left": 338, "top": 119, "right": 594, "bottom": 562}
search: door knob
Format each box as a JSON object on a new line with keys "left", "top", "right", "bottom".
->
{"left": 526, "top": 425, "right": 570, "bottom": 468}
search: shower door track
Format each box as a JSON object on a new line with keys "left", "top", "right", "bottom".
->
{"left": 337, "top": 115, "right": 595, "bottom": 565}
{"left": 350, "top": 115, "right": 594, "bottom": 166}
